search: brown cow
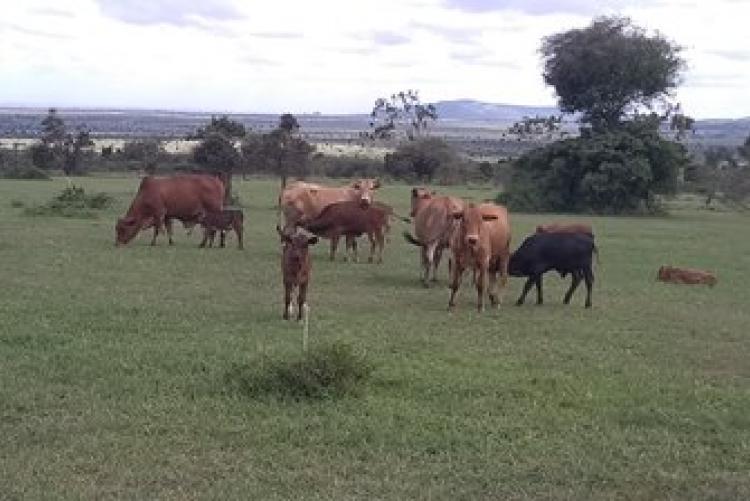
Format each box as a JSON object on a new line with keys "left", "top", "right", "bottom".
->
{"left": 302, "top": 201, "right": 390, "bottom": 263}
{"left": 657, "top": 265, "right": 717, "bottom": 287}
{"left": 403, "top": 187, "right": 464, "bottom": 286}
{"left": 199, "top": 208, "right": 244, "bottom": 250}
{"left": 447, "top": 203, "right": 512, "bottom": 312}
{"left": 279, "top": 178, "right": 381, "bottom": 230}
{"left": 115, "top": 174, "right": 224, "bottom": 246}
{"left": 277, "top": 226, "right": 318, "bottom": 320}
{"left": 536, "top": 222, "right": 594, "bottom": 237}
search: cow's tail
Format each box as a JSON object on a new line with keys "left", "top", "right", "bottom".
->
{"left": 403, "top": 231, "right": 423, "bottom": 247}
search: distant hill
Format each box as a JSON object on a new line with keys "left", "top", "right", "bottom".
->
{"left": 433, "top": 99, "right": 560, "bottom": 121}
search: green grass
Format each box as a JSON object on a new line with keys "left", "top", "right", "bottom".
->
{"left": 1, "top": 176, "right": 749, "bottom": 500}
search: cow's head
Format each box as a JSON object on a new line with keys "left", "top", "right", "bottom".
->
{"left": 350, "top": 178, "right": 380, "bottom": 208}
{"left": 452, "top": 204, "right": 498, "bottom": 250}
{"left": 657, "top": 265, "right": 670, "bottom": 281}
{"left": 115, "top": 216, "right": 141, "bottom": 246}
{"left": 276, "top": 225, "right": 318, "bottom": 260}
{"left": 410, "top": 187, "right": 435, "bottom": 217}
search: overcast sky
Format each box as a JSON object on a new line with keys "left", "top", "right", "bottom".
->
{"left": 1, "top": 0, "right": 749, "bottom": 118}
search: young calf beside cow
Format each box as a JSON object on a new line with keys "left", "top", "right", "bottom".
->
{"left": 198, "top": 208, "right": 244, "bottom": 250}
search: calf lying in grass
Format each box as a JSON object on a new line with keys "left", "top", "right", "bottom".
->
{"left": 657, "top": 265, "right": 717, "bottom": 287}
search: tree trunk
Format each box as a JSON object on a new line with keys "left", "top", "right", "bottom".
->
{"left": 222, "top": 170, "right": 233, "bottom": 205}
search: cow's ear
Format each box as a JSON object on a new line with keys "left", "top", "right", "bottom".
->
{"left": 352, "top": 181, "right": 361, "bottom": 189}
{"left": 482, "top": 214, "right": 499, "bottom": 221}
{"left": 411, "top": 187, "right": 419, "bottom": 196}
{"left": 372, "top": 179, "right": 381, "bottom": 189}
{"left": 307, "top": 236, "right": 319, "bottom": 246}
{"left": 119, "top": 216, "right": 136, "bottom": 226}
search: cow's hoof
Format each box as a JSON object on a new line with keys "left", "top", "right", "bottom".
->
{"left": 585, "top": 303, "right": 592, "bottom": 309}
{"left": 515, "top": 300, "right": 523, "bottom": 307}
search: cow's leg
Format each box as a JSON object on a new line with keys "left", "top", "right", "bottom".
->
{"left": 330, "top": 235, "right": 339, "bottom": 261}
{"left": 447, "top": 259, "right": 464, "bottom": 311}
{"left": 350, "top": 236, "right": 359, "bottom": 263}
{"left": 475, "top": 265, "right": 487, "bottom": 312}
{"left": 150, "top": 213, "right": 165, "bottom": 246}
{"left": 219, "top": 230, "right": 227, "bottom": 248}
{"left": 297, "top": 282, "right": 308, "bottom": 321}
{"left": 199, "top": 227, "right": 209, "bottom": 248}
{"left": 376, "top": 229, "right": 385, "bottom": 264}
{"left": 165, "top": 218, "right": 174, "bottom": 246}
{"left": 432, "top": 245, "right": 443, "bottom": 282}
{"left": 535, "top": 275, "right": 544, "bottom": 305}
{"left": 488, "top": 264, "right": 499, "bottom": 308}
{"left": 283, "top": 283, "right": 293, "bottom": 320}
{"left": 367, "top": 232, "right": 376, "bottom": 263}
{"left": 563, "top": 271, "right": 582, "bottom": 305}
{"left": 516, "top": 277, "right": 535, "bottom": 306}
{"left": 583, "top": 266, "right": 594, "bottom": 308}
{"left": 235, "top": 222, "right": 244, "bottom": 250}
{"left": 423, "top": 241, "right": 438, "bottom": 287}
{"left": 208, "top": 228, "right": 216, "bottom": 248}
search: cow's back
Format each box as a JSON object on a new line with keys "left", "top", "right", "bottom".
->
{"left": 281, "top": 185, "right": 356, "bottom": 224}
{"left": 415, "top": 196, "right": 463, "bottom": 244}
{"left": 157, "top": 175, "right": 224, "bottom": 214}
{"left": 477, "top": 203, "right": 511, "bottom": 256}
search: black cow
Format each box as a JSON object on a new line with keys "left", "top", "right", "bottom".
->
{"left": 509, "top": 232, "right": 597, "bottom": 308}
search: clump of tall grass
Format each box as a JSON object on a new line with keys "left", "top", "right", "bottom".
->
{"left": 225, "top": 342, "right": 374, "bottom": 400}
{"left": 24, "top": 184, "right": 115, "bottom": 218}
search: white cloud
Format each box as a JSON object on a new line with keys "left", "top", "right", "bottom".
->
{"left": 1, "top": 0, "right": 748, "bottom": 118}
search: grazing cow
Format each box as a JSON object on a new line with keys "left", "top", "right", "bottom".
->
{"left": 115, "top": 174, "right": 224, "bottom": 246}
{"left": 536, "top": 222, "right": 594, "bottom": 237}
{"left": 509, "top": 232, "right": 597, "bottom": 308}
{"left": 277, "top": 226, "right": 318, "bottom": 320}
{"left": 279, "top": 178, "right": 381, "bottom": 230}
{"left": 657, "top": 265, "right": 717, "bottom": 287}
{"left": 302, "top": 201, "right": 391, "bottom": 263}
{"left": 447, "top": 203, "right": 511, "bottom": 312}
{"left": 199, "top": 208, "right": 244, "bottom": 250}
{"left": 403, "top": 187, "right": 465, "bottom": 286}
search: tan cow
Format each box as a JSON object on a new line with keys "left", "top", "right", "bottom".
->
{"left": 447, "top": 203, "right": 511, "bottom": 312}
{"left": 536, "top": 222, "right": 594, "bottom": 237}
{"left": 279, "top": 178, "right": 381, "bottom": 231}
{"left": 403, "top": 187, "right": 464, "bottom": 286}
{"left": 657, "top": 265, "right": 717, "bottom": 287}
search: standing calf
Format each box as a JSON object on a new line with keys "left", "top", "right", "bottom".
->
{"left": 277, "top": 226, "right": 318, "bottom": 320}
{"left": 199, "top": 208, "right": 244, "bottom": 249}
{"left": 509, "top": 232, "right": 597, "bottom": 308}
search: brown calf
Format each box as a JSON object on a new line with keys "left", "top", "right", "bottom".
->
{"left": 448, "top": 203, "right": 512, "bottom": 312}
{"left": 199, "top": 208, "right": 244, "bottom": 249}
{"left": 657, "top": 265, "right": 717, "bottom": 287}
{"left": 277, "top": 226, "right": 319, "bottom": 320}
{"left": 302, "top": 201, "right": 391, "bottom": 263}
{"left": 536, "top": 222, "right": 594, "bottom": 237}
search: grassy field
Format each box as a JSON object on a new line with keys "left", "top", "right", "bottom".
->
{"left": 1, "top": 176, "right": 749, "bottom": 500}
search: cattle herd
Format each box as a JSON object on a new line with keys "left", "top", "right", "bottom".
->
{"left": 114, "top": 173, "right": 716, "bottom": 319}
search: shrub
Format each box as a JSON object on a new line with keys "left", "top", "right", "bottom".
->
{"left": 24, "top": 184, "right": 115, "bottom": 218}
{"left": 500, "top": 122, "right": 687, "bottom": 214}
{"left": 225, "top": 342, "right": 374, "bottom": 400}
{"left": 2, "top": 165, "right": 51, "bottom": 180}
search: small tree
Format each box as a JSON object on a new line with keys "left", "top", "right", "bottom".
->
{"left": 31, "top": 109, "right": 93, "bottom": 175}
{"left": 120, "top": 139, "right": 164, "bottom": 173}
{"left": 384, "top": 138, "right": 458, "bottom": 182}
{"left": 367, "top": 90, "right": 437, "bottom": 140}
{"left": 541, "top": 16, "right": 685, "bottom": 131}
{"left": 242, "top": 114, "right": 314, "bottom": 190}
{"left": 191, "top": 116, "right": 246, "bottom": 200}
